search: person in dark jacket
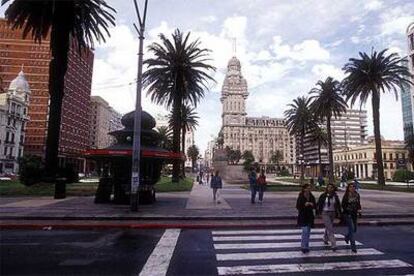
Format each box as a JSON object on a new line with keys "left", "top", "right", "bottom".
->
{"left": 342, "top": 182, "right": 362, "bottom": 253}
{"left": 210, "top": 170, "right": 223, "bottom": 203}
{"left": 296, "top": 184, "right": 317, "bottom": 253}
{"left": 317, "top": 183, "right": 341, "bottom": 251}
{"left": 256, "top": 169, "right": 267, "bottom": 204}
{"left": 248, "top": 168, "right": 257, "bottom": 204}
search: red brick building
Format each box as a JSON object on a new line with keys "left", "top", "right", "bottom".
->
{"left": 0, "top": 19, "right": 94, "bottom": 172}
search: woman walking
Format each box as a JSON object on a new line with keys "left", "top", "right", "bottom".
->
{"left": 342, "top": 182, "right": 362, "bottom": 253}
{"left": 296, "top": 184, "right": 316, "bottom": 253}
{"left": 256, "top": 169, "right": 267, "bottom": 204}
{"left": 317, "top": 183, "right": 341, "bottom": 251}
{"left": 248, "top": 168, "right": 257, "bottom": 204}
{"left": 210, "top": 170, "right": 223, "bottom": 203}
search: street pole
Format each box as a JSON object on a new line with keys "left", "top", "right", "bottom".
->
{"left": 130, "top": 0, "right": 148, "bottom": 212}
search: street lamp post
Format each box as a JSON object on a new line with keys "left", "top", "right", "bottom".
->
{"left": 130, "top": 0, "right": 148, "bottom": 212}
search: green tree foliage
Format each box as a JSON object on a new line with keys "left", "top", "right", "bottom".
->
{"left": 310, "top": 77, "right": 347, "bottom": 183}
{"left": 143, "top": 29, "right": 215, "bottom": 182}
{"left": 19, "top": 155, "right": 44, "bottom": 186}
{"left": 187, "top": 145, "right": 199, "bottom": 171}
{"left": 156, "top": 126, "right": 173, "bottom": 150}
{"left": 392, "top": 169, "right": 414, "bottom": 183}
{"left": 342, "top": 49, "right": 413, "bottom": 187}
{"left": 242, "top": 150, "right": 255, "bottom": 172}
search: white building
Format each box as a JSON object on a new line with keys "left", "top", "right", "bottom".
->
{"left": 220, "top": 56, "right": 296, "bottom": 166}
{"left": 204, "top": 139, "right": 216, "bottom": 168}
{"left": 89, "top": 96, "right": 122, "bottom": 149}
{"left": 0, "top": 70, "right": 30, "bottom": 174}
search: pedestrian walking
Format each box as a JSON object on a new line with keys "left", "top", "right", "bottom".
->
{"left": 317, "top": 175, "right": 325, "bottom": 187}
{"left": 341, "top": 182, "right": 362, "bottom": 253}
{"left": 210, "top": 170, "right": 223, "bottom": 203}
{"left": 256, "top": 169, "right": 267, "bottom": 204}
{"left": 340, "top": 172, "right": 347, "bottom": 189}
{"left": 353, "top": 178, "right": 361, "bottom": 192}
{"left": 199, "top": 171, "right": 204, "bottom": 185}
{"left": 248, "top": 168, "right": 257, "bottom": 204}
{"left": 296, "top": 184, "right": 317, "bottom": 253}
{"left": 206, "top": 171, "right": 210, "bottom": 185}
{"left": 317, "top": 183, "right": 341, "bottom": 251}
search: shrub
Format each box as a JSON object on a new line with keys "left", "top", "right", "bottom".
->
{"left": 19, "top": 155, "right": 44, "bottom": 186}
{"left": 393, "top": 169, "right": 414, "bottom": 182}
{"left": 279, "top": 168, "right": 291, "bottom": 177}
{"left": 58, "top": 164, "right": 79, "bottom": 183}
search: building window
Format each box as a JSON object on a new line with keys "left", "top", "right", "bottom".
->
{"left": 389, "top": 153, "right": 393, "bottom": 160}
{"left": 390, "top": 163, "right": 394, "bottom": 169}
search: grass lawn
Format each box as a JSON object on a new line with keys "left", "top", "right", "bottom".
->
{"left": 360, "top": 182, "right": 414, "bottom": 193}
{"left": 155, "top": 176, "right": 193, "bottom": 192}
{"left": 0, "top": 180, "right": 98, "bottom": 196}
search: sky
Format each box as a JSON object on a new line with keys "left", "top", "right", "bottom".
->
{"left": 1, "top": 0, "right": 414, "bottom": 153}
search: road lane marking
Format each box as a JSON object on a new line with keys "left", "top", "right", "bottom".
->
{"left": 213, "top": 229, "right": 326, "bottom": 235}
{"left": 139, "top": 229, "right": 180, "bottom": 276}
{"left": 217, "top": 259, "right": 412, "bottom": 275}
{"left": 213, "top": 234, "right": 343, "bottom": 241}
{"left": 216, "top": 248, "right": 382, "bottom": 261}
{"left": 214, "top": 240, "right": 362, "bottom": 250}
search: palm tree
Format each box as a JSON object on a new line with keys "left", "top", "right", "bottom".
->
{"left": 2, "top": 0, "right": 116, "bottom": 179}
{"left": 309, "top": 125, "right": 328, "bottom": 178}
{"left": 156, "top": 126, "right": 172, "bottom": 150}
{"left": 169, "top": 104, "right": 199, "bottom": 177}
{"left": 143, "top": 29, "right": 215, "bottom": 182}
{"left": 284, "top": 96, "right": 316, "bottom": 184}
{"left": 187, "top": 145, "right": 199, "bottom": 172}
{"left": 309, "top": 77, "right": 347, "bottom": 183}
{"left": 342, "top": 49, "right": 413, "bottom": 187}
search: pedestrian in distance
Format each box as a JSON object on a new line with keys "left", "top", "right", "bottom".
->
{"left": 210, "top": 170, "right": 223, "bottom": 203}
{"left": 206, "top": 170, "right": 210, "bottom": 185}
{"left": 248, "top": 167, "right": 257, "bottom": 204}
{"left": 317, "top": 183, "right": 342, "bottom": 251}
{"left": 317, "top": 175, "right": 325, "bottom": 187}
{"left": 296, "top": 184, "right": 317, "bottom": 253}
{"left": 342, "top": 182, "right": 362, "bottom": 253}
{"left": 199, "top": 171, "right": 204, "bottom": 185}
{"left": 340, "top": 172, "right": 347, "bottom": 189}
{"left": 256, "top": 169, "right": 267, "bottom": 204}
{"left": 353, "top": 178, "right": 361, "bottom": 192}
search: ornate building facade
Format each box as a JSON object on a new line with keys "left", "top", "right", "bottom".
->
{"left": 0, "top": 70, "right": 30, "bottom": 174}
{"left": 220, "top": 56, "right": 296, "bottom": 166}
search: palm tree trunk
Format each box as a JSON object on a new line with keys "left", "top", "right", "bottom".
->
{"left": 372, "top": 92, "right": 385, "bottom": 187}
{"left": 300, "top": 131, "right": 305, "bottom": 184}
{"left": 181, "top": 127, "right": 186, "bottom": 178}
{"left": 318, "top": 140, "right": 322, "bottom": 177}
{"left": 172, "top": 96, "right": 181, "bottom": 183}
{"left": 326, "top": 116, "right": 334, "bottom": 184}
{"left": 45, "top": 24, "right": 70, "bottom": 180}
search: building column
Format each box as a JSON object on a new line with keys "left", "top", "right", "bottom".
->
{"left": 360, "top": 164, "right": 364, "bottom": 179}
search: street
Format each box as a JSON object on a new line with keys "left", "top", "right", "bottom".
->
{"left": 1, "top": 225, "right": 414, "bottom": 275}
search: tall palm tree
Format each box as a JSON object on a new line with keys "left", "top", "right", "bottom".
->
{"left": 169, "top": 104, "right": 199, "bottom": 177}
{"left": 284, "top": 96, "right": 316, "bottom": 184}
{"left": 187, "top": 145, "right": 199, "bottom": 173}
{"left": 143, "top": 29, "right": 215, "bottom": 182}
{"left": 156, "top": 126, "right": 172, "bottom": 150}
{"left": 2, "top": 0, "right": 116, "bottom": 179}
{"left": 309, "top": 125, "right": 328, "bottom": 178}
{"left": 309, "top": 77, "right": 347, "bottom": 183}
{"left": 342, "top": 49, "right": 413, "bottom": 187}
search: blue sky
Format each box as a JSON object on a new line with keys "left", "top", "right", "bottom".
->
{"left": 1, "top": 0, "right": 414, "bottom": 153}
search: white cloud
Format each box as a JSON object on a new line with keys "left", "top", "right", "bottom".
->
{"left": 200, "top": 15, "right": 217, "bottom": 23}
{"left": 311, "top": 64, "right": 345, "bottom": 81}
{"left": 380, "top": 6, "right": 414, "bottom": 36}
{"left": 364, "top": 0, "right": 383, "bottom": 11}
{"left": 221, "top": 16, "right": 247, "bottom": 40}
{"left": 271, "top": 36, "right": 330, "bottom": 61}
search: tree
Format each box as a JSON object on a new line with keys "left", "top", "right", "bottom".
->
{"left": 143, "top": 29, "right": 215, "bottom": 182}
{"left": 187, "top": 145, "right": 199, "bottom": 172}
{"left": 270, "top": 150, "right": 284, "bottom": 169}
{"left": 342, "top": 49, "right": 412, "bottom": 187}
{"left": 156, "top": 126, "right": 172, "bottom": 150}
{"left": 232, "top": 149, "right": 242, "bottom": 164}
{"left": 308, "top": 125, "right": 328, "bottom": 177}
{"left": 405, "top": 133, "right": 414, "bottom": 169}
{"left": 216, "top": 129, "right": 224, "bottom": 149}
{"left": 169, "top": 104, "right": 199, "bottom": 177}
{"left": 2, "top": 0, "right": 116, "bottom": 179}
{"left": 242, "top": 150, "right": 255, "bottom": 172}
{"left": 284, "top": 96, "right": 316, "bottom": 184}
{"left": 309, "top": 77, "right": 347, "bottom": 183}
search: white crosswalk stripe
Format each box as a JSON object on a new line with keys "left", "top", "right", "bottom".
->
{"left": 212, "top": 228, "right": 413, "bottom": 275}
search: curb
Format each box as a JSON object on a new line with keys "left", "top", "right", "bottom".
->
{"left": 1, "top": 219, "right": 414, "bottom": 230}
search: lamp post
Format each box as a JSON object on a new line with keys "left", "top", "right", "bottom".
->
{"left": 130, "top": 0, "right": 148, "bottom": 212}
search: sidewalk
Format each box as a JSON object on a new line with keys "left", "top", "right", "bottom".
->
{"left": 1, "top": 179, "right": 414, "bottom": 229}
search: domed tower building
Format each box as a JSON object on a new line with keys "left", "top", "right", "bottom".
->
{"left": 0, "top": 70, "right": 30, "bottom": 174}
{"left": 220, "top": 56, "right": 296, "bottom": 169}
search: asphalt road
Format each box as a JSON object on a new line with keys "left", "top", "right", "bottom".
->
{"left": 1, "top": 225, "right": 414, "bottom": 275}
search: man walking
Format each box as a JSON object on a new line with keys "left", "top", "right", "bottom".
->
{"left": 249, "top": 167, "right": 257, "bottom": 204}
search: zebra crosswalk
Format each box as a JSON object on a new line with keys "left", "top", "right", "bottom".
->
{"left": 212, "top": 228, "right": 414, "bottom": 275}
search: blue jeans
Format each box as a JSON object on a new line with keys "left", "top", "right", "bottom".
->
{"left": 345, "top": 214, "right": 357, "bottom": 250}
{"left": 301, "top": 226, "right": 311, "bottom": 249}
{"left": 257, "top": 185, "right": 265, "bottom": 201}
{"left": 250, "top": 185, "right": 256, "bottom": 203}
